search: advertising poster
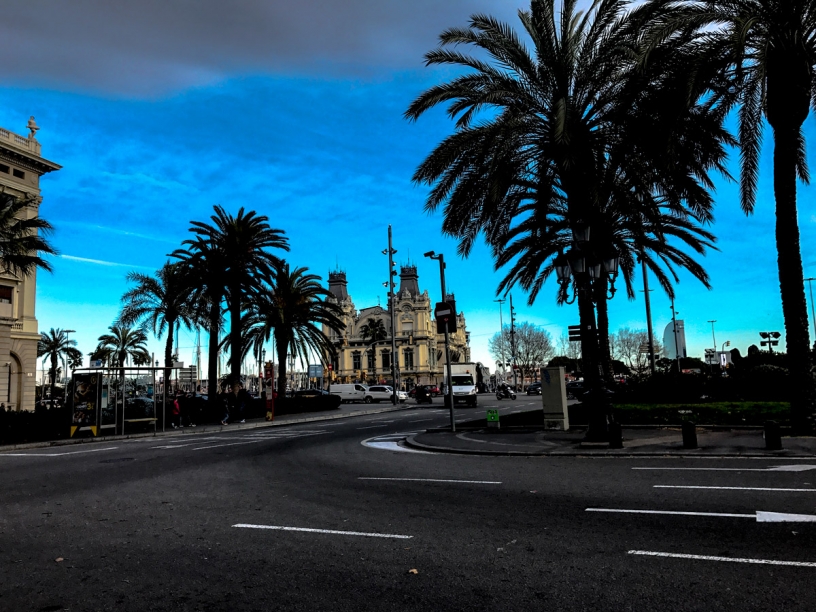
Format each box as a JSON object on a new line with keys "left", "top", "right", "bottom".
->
{"left": 71, "top": 373, "right": 101, "bottom": 437}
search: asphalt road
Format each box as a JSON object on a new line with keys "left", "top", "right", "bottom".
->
{"left": 2, "top": 394, "right": 816, "bottom": 611}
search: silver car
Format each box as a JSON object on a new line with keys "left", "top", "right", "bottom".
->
{"left": 366, "top": 385, "right": 407, "bottom": 403}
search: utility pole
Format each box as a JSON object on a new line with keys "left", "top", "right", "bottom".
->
{"left": 509, "top": 294, "right": 517, "bottom": 390}
{"left": 425, "top": 250, "right": 455, "bottom": 431}
{"left": 707, "top": 320, "right": 717, "bottom": 372}
{"left": 386, "top": 226, "right": 398, "bottom": 405}
{"left": 806, "top": 277, "right": 816, "bottom": 344}
{"left": 494, "top": 298, "right": 506, "bottom": 383}
{"left": 671, "top": 298, "right": 681, "bottom": 374}
{"left": 640, "top": 260, "right": 656, "bottom": 374}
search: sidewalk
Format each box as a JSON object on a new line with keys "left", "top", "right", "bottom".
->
{"left": 405, "top": 425, "right": 816, "bottom": 457}
{"left": 0, "top": 402, "right": 413, "bottom": 452}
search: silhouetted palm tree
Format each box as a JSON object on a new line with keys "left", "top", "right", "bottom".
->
{"left": 37, "top": 328, "right": 80, "bottom": 401}
{"left": 0, "top": 192, "right": 57, "bottom": 277}
{"left": 245, "top": 262, "right": 344, "bottom": 397}
{"left": 643, "top": 0, "right": 816, "bottom": 430}
{"left": 174, "top": 206, "right": 288, "bottom": 385}
{"left": 95, "top": 324, "right": 150, "bottom": 369}
{"left": 119, "top": 261, "right": 196, "bottom": 392}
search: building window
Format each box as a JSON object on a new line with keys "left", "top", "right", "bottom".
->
{"left": 404, "top": 349, "right": 414, "bottom": 370}
{"left": 381, "top": 351, "right": 391, "bottom": 369}
{"left": 429, "top": 346, "right": 436, "bottom": 366}
{"left": 352, "top": 351, "right": 361, "bottom": 370}
{"left": 12, "top": 169, "right": 24, "bottom": 179}
{"left": 367, "top": 350, "right": 375, "bottom": 370}
{"left": 0, "top": 286, "right": 12, "bottom": 304}
{"left": 0, "top": 164, "right": 8, "bottom": 174}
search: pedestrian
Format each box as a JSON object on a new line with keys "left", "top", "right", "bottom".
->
{"left": 172, "top": 393, "right": 182, "bottom": 428}
{"left": 227, "top": 382, "right": 248, "bottom": 424}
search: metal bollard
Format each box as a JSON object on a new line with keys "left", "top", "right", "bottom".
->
{"left": 682, "top": 421, "right": 697, "bottom": 449}
{"left": 765, "top": 420, "right": 782, "bottom": 451}
{"left": 608, "top": 421, "right": 623, "bottom": 449}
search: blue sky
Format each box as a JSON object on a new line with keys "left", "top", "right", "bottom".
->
{"left": 1, "top": 0, "right": 815, "bottom": 376}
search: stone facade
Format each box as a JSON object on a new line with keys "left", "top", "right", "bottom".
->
{"left": 324, "top": 267, "right": 470, "bottom": 388}
{"left": 0, "top": 118, "right": 61, "bottom": 410}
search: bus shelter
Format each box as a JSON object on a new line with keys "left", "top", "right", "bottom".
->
{"left": 69, "top": 366, "right": 182, "bottom": 437}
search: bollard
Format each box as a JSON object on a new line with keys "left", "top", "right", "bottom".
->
{"left": 682, "top": 421, "right": 697, "bottom": 449}
{"left": 608, "top": 421, "right": 623, "bottom": 449}
{"left": 765, "top": 420, "right": 782, "bottom": 451}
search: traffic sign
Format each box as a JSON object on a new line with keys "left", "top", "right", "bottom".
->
{"left": 568, "top": 325, "right": 581, "bottom": 342}
{"left": 486, "top": 409, "right": 500, "bottom": 429}
{"left": 435, "top": 301, "right": 457, "bottom": 334}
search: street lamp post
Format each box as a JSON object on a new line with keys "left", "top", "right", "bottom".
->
{"left": 707, "top": 320, "right": 717, "bottom": 372}
{"left": 494, "top": 298, "right": 506, "bottom": 383}
{"left": 424, "top": 250, "right": 455, "bottom": 432}
{"left": 806, "top": 277, "right": 816, "bottom": 343}
{"left": 383, "top": 226, "right": 399, "bottom": 405}
{"left": 62, "top": 329, "right": 75, "bottom": 406}
{"left": 552, "top": 221, "right": 620, "bottom": 442}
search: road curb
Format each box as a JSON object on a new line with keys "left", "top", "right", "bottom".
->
{"left": 0, "top": 404, "right": 414, "bottom": 453}
{"left": 403, "top": 434, "right": 816, "bottom": 458}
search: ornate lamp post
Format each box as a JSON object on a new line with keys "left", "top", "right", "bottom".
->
{"left": 553, "top": 222, "right": 620, "bottom": 442}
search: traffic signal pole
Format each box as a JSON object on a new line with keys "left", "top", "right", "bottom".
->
{"left": 387, "top": 226, "right": 398, "bottom": 405}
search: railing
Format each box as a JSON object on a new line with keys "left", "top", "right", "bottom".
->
{"left": 0, "top": 127, "right": 41, "bottom": 155}
{"left": 11, "top": 322, "right": 23, "bottom": 330}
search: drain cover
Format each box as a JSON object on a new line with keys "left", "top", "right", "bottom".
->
{"left": 99, "top": 457, "right": 134, "bottom": 463}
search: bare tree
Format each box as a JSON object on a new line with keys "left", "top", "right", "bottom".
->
{"left": 556, "top": 331, "right": 582, "bottom": 361}
{"left": 610, "top": 327, "right": 661, "bottom": 375}
{"left": 490, "top": 323, "right": 554, "bottom": 390}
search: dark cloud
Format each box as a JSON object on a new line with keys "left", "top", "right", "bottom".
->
{"left": 0, "top": 0, "right": 523, "bottom": 96}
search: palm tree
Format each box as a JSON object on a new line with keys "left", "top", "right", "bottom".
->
{"left": 643, "top": 0, "right": 816, "bottom": 431}
{"left": 37, "top": 328, "right": 78, "bottom": 402}
{"left": 119, "top": 261, "right": 196, "bottom": 393}
{"left": 95, "top": 324, "right": 150, "bottom": 369}
{"left": 175, "top": 206, "right": 288, "bottom": 385}
{"left": 406, "top": 0, "right": 729, "bottom": 436}
{"left": 245, "top": 262, "right": 344, "bottom": 398}
{"left": 359, "top": 317, "right": 388, "bottom": 380}
{"left": 0, "top": 191, "right": 57, "bottom": 276}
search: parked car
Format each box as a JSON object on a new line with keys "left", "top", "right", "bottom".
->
{"left": 526, "top": 382, "right": 542, "bottom": 395}
{"left": 295, "top": 388, "right": 332, "bottom": 398}
{"left": 565, "top": 381, "right": 585, "bottom": 400}
{"left": 367, "top": 385, "right": 407, "bottom": 403}
{"left": 408, "top": 385, "right": 431, "bottom": 398}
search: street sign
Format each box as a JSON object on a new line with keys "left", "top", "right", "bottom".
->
{"left": 327, "top": 364, "right": 333, "bottom": 371}
{"left": 568, "top": 325, "right": 581, "bottom": 342}
{"left": 308, "top": 364, "right": 324, "bottom": 378}
{"left": 91, "top": 360, "right": 103, "bottom": 368}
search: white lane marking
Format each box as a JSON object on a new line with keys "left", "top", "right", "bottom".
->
{"left": 192, "top": 432, "right": 326, "bottom": 450}
{"left": 357, "top": 425, "right": 388, "bottom": 430}
{"left": 634, "top": 465, "right": 816, "bottom": 472}
{"left": 152, "top": 444, "right": 194, "bottom": 449}
{"left": 409, "top": 419, "right": 435, "bottom": 423}
{"left": 233, "top": 524, "right": 412, "bottom": 539}
{"left": 655, "top": 485, "right": 816, "bottom": 492}
{"left": 359, "top": 477, "right": 501, "bottom": 484}
{"left": 586, "top": 508, "right": 754, "bottom": 518}
{"left": 628, "top": 550, "right": 816, "bottom": 568}
{"left": 1, "top": 446, "right": 118, "bottom": 457}
{"left": 588, "top": 508, "right": 816, "bottom": 522}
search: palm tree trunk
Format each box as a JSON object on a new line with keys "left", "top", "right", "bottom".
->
{"left": 164, "top": 319, "right": 175, "bottom": 401}
{"left": 207, "top": 300, "right": 221, "bottom": 414}
{"left": 773, "top": 123, "right": 814, "bottom": 433}
{"left": 276, "top": 334, "right": 288, "bottom": 399}
{"left": 229, "top": 285, "right": 242, "bottom": 382}
{"left": 49, "top": 353, "right": 57, "bottom": 402}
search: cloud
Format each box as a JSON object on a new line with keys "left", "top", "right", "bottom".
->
{"left": 0, "top": 0, "right": 522, "bottom": 96}
{"left": 60, "top": 254, "right": 152, "bottom": 269}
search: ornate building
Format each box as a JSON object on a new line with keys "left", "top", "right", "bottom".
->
{"left": 0, "top": 118, "right": 61, "bottom": 410}
{"left": 324, "top": 266, "right": 470, "bottom": 388}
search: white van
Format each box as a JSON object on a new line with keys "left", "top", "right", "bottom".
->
{"left": 330, "top": 383, "right": 368, "bottom": 403}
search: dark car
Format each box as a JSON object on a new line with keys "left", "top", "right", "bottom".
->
{"left": 408, "top": 385, "right": 430, "bottom": 398}
{"left": 526, "top": 382, "right": 542, "bottom": 395}
{"left": 295, "top": 388, "right": 331, "bottom": 398}
{"left": 565, "top": 381, "right": 585, "bottom": 400}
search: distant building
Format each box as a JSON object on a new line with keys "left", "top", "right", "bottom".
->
{"left": 0, "top": 118, "right": 61, "bottom": 410}
{"left": 323, "top": 266, "right": 470, "bottom": 388}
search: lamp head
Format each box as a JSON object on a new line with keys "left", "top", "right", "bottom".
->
{"left": 423, "top": 251, "right": 435, "bottom": 258}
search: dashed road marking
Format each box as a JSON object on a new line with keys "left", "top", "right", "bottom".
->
{"left": 628, "top": 550, "right": 816, "bottom": 568}
{"left": 654, "top": 485, "right": 816, "bottom": 492}
{"left": 233, "top": 524, "right": 412, "bottom": 539}
{"left": 359, "top": 477, "right": 501, "bottom": 484}
{"left": 1, "top": 447, "right": 118, "bottom": 457}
